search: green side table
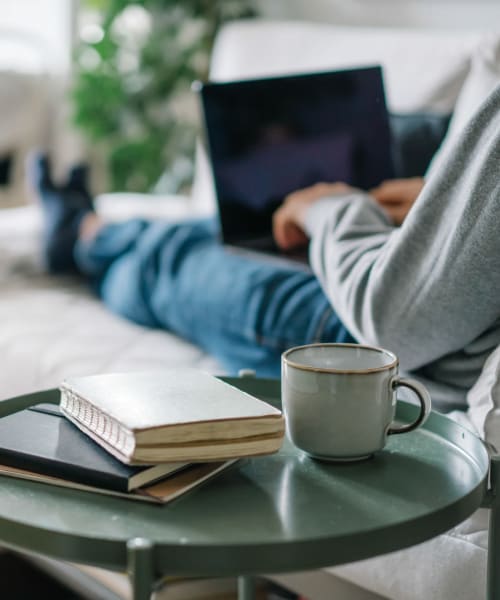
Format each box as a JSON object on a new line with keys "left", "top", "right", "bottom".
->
{"left": 0, "top": 377, "right": 495, "bottom": 600}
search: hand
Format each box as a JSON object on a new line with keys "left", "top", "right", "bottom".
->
{"left": 273, "top": 182, "right": 356, "bottom": 250}
{"left": 370, "top": 177, "right": 425, "bottom": 225}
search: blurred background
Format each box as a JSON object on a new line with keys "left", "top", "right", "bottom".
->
{"left": 0, "top": 0, "right": 258, "bottom": 204}
{"left": 1, "top": 0, "right": 495, "bottom": 207}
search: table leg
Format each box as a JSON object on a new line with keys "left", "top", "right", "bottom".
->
{"left": 238, "top": 575, "right": 257, "bottom": 600}
{"left": 127, "top": 538, "right": 154, "bottom": 600}
{"left": 487, "top": 456, "right": 500, "bottom": 600}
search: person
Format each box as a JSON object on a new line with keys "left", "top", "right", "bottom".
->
{"left": 32, "top": 85, "right": 500, "bottom": 413}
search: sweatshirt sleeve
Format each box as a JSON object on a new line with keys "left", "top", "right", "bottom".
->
{"left": 304, "top": 85, "right": 500, "bottom": 373}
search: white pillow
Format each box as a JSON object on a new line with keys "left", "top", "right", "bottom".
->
{"left": 447, "top": 33, "right": 500, "bottom": 136}
{"left": 426, "top": 34, "right": 500, "bottom": 178}
{"left": 209, "top": 20, "right": 482, "bottom": 112}
{"left": 467, "top": 345, "right": 500, "bottom": 450}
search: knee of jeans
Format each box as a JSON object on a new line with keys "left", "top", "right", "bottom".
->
{"left": 98, "top": 263, "right": 160, "bottom": 329}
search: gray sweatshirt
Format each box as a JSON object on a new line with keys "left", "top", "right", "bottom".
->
{"left": 304, "top": 84, "right": 500, "bottom": 411}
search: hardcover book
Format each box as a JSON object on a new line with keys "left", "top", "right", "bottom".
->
{"left": 0, "top": 404, "right": 189, "bottom": 492}
{"left": 0, "top": 459, "right": 237, "bottom": 504}
{"left": 59, "top": 370, "right": 285, "bottom": 464}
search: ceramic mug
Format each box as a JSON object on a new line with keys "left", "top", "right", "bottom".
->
{"left": 281, "top": 343, "right": 431, "bottom": 461}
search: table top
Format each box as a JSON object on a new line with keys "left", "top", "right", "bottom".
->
{"left": 0, "top": 377, "right": 490, "bottom": 576}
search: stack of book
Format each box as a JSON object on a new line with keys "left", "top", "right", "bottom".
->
{"left": 0, "top": 370, "right": 285, "bottom": 504}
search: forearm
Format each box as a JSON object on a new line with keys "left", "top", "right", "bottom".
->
{"left": 304, "top": 85, "right": 500, "bottom": 373}
{"left": 304, "top": 164, "right": 500, "bottom": 373}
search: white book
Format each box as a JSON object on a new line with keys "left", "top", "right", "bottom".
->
{"left": 60, "top": 370, "right": 285, "bottom": 464}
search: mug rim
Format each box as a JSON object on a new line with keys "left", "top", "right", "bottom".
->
{"left": 282, "top": 343, "right": 399, "bottom": 374}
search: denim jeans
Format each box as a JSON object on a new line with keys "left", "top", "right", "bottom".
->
{"left": 75, "top": 217, "right": 355, "bottom": 377}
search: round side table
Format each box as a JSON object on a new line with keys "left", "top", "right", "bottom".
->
{"left": 0, "top": 377, "right": 492, "bottom": 600}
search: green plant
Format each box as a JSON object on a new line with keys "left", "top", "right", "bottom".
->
{"left": 72, "top": 0, "right": 257, "bottom": 193}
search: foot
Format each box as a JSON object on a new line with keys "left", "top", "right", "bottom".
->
{"left": 28, "top": 154, "right": 95, "bottom": 273}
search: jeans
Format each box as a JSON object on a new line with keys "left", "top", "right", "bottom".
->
{"left": 75, "top": 217, "right": 355, "bottom": 377}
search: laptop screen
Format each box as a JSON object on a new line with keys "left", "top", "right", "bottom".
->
{"left": 199, "top": 66, "right": 394, "bottom": 246}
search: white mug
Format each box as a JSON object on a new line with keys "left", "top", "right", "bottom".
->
{"left": 281, "top": 343, "right": 431, "bottom": 461}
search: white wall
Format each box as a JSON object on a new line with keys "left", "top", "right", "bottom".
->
{"left": 0, "top": 0, "right": 75, "bottom": 72}
{"left": 0, "top": 0, "right": 78, "bottom": 207}
{"left": 257, "top": 0, "right": 500, "bottom": 30}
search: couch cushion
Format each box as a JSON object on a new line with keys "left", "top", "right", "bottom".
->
{"left": 467, "top": 344, "right": 500, "bottom": 450}
{"left": 426, "top": 34, "right": 500, "bottom": 178}
{"left": 330, "top": 508, "right": 489, "bottom": 600}
{"left": 444, "top": 34, "right": 500, "bottom": 142}
{"left": 209, "top": 20, "right": 486, "bottom": 112}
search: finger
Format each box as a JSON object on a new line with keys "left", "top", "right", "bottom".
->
{"left": 273, "top": 206, "right": 307, "bottom": 249}
{"left": 369, "top": 180, "right": 393, "bottom": 195}
{"left": 374, "top": 194, "right": 407, "bottom": 205}
{"left": 380, "top": 204, "right": 408, "bottom": 226}
{"left": 272, "top": 206, "right": 289, "bottom": 249}
{"left": 282, "top": 223, "right": 309, "bottom": 249}
{"left": 371, "top": 184, "right": 409, "bottom": 203}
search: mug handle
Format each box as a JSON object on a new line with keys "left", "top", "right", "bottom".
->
{"left": 387, "top": 377, "right": 432, "bottom": 435}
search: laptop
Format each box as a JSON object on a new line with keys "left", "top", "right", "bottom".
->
{"left": 197, "top": 66, "right": 394, "bottom": 268}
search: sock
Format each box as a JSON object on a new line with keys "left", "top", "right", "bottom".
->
{"left": 28, "top": 154, "right": 95, "bottom": 274}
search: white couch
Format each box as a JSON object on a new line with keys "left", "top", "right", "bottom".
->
{"left": 1, "top": 18, "right": 500, "bottom": 600}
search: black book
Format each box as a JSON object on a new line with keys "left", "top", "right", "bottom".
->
{"left": 0, "top": 404, "right": 189, "bottom": 492}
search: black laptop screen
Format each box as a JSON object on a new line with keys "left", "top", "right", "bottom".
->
{"left": 200, "top": 66, "right": 394, "bottom": 245}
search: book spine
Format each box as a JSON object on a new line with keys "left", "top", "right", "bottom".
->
{"left": 60, "top": 389, "right": 135, "bottom": 457}
{"left": 0, "top": 449, "right": 129, "bottom": 492}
